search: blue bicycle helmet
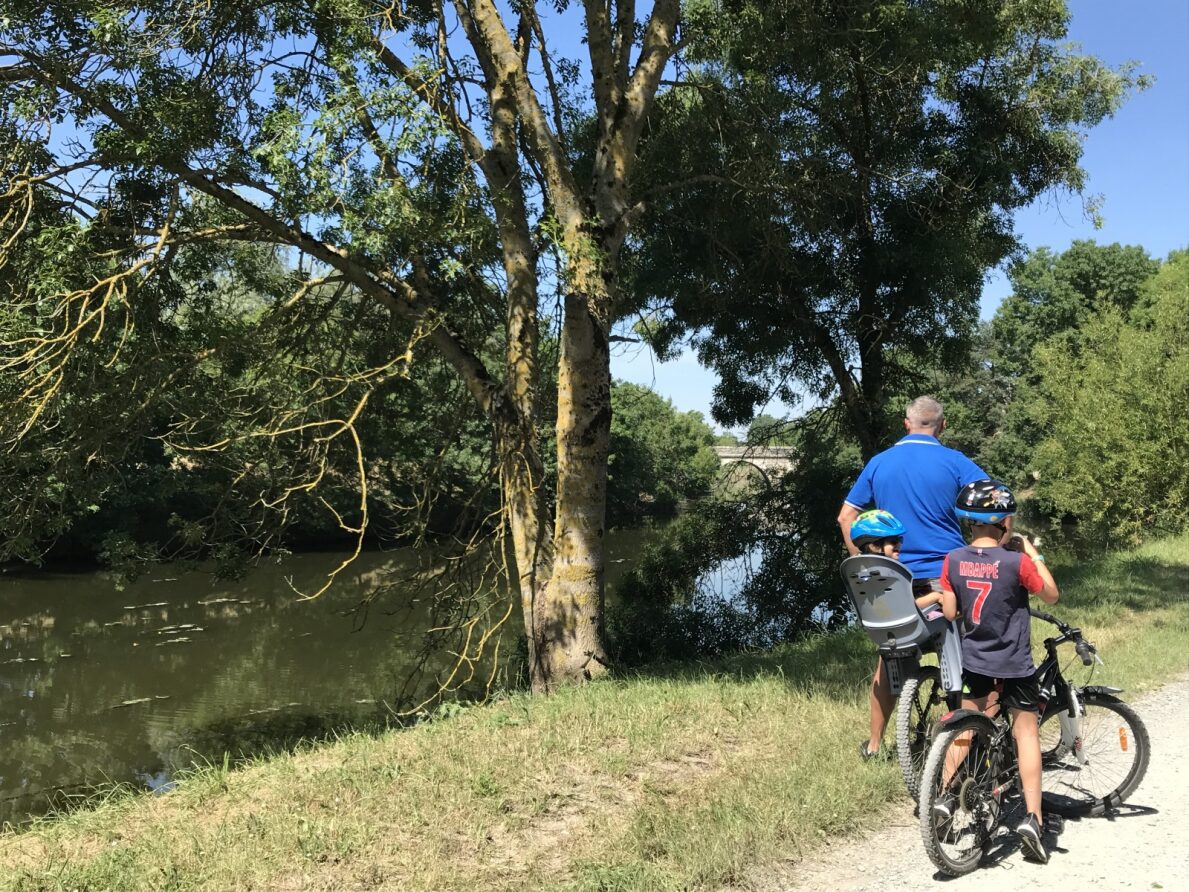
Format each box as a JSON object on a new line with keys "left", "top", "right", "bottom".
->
{"left": 955, "top": 478, "right": 1017, "bottom": 525}
{"left": 850, "top": 509, "right": 906, "bottom": 548}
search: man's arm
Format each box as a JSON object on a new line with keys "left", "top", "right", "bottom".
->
{"left": 837, "top": 502, "right": 862, "bottom": 556}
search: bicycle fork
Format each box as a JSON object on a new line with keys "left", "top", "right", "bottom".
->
{"left": 1057, "top": 687, "right": 1087, "bottom": 765}
{"left": 1043, "top": 679, "right": 1088, "bottom": 765}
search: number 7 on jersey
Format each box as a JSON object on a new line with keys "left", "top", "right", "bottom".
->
{"left": 966, "top": 580, "right": 992, "bottom": 625}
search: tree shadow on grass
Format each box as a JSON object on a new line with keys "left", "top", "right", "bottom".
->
{"left": 1055, "top": 552, "right": 1189, "bottom": 614}
{"left": 625, "top": 627, "right": 878, "bottom": 701}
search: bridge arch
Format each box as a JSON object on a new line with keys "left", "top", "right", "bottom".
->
{"left": 711, "top": 446, "right": 796, "bottom": 496}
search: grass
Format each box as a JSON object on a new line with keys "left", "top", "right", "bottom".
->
{"left": 1, "top": 534, "right": 1186, "bottom": 891}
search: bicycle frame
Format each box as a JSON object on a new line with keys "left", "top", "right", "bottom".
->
{"left": 933, "top": 609, "right": 1109, "bottom": 799}
{"left": 920, "top": 609, "right": 1149, "bottom": 875}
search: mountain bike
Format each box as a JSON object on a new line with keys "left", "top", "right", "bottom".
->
{"left": 840, "top": 554, "right": 964, "bottom": 798}
{"left": 917, "top": 608, "right": 1150, "bottom": 876}
{"left": 894, "top": 656, "right": 948, "bottom": 798}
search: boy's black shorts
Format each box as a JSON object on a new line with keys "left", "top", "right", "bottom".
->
{"left": 964, "top": 670, "right": 1042, "bottom": 713}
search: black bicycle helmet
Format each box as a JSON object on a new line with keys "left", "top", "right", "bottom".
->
{"left": 955, "top": 478, "right": 1017, "bottom": 525}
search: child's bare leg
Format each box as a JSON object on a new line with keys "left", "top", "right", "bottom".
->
{"left": 868, "top": 657, "right": 894, "bottom": 752}
{"left": 942, "top": 695, "right": 988, "bottom": 784}
{"left": 1011, "top": 708, "right": 1043, "bottom": 819}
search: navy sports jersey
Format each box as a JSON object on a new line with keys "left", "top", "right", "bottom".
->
{"left": 940, "top": 545, "right": 1045, "bottom": 678}
{"left": 844, "top": 434, "right": 986, "bottom": 578}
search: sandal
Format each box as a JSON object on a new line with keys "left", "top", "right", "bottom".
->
{"left": 859, "top": 740, "right": 880, "bottom": 761}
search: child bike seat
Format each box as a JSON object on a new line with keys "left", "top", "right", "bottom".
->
{"left": 840, "top": 554, "right": 963, "bottom": 695}
{"left": 841, "top": 554, "right": 937, "bottom": 654}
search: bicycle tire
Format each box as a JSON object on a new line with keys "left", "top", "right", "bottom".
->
{"left": 896, "top": 664, "right": 944, "bottom": 799}
{"left": 1040, "top": 690, "right": 1150, "bottom": 817}
{"left": 918, "top": 715, "right": 1004, "bottom": 877}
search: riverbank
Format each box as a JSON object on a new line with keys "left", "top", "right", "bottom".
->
{"left": 2, "top": 534, "right": 1186, "bottom": 891}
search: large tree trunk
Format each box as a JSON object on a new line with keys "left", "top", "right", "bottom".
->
{"left": 534, "top": 283, "right": 613, "bottom": 689}
{"left": 457, "top": 0, "right": 678, "bottom": 690}
{"left": 480, "top": 63, "right": 554, "bottom": 679}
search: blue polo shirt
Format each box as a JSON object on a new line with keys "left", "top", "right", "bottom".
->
{"left": 844, "top": 434, "right": 986, "bottom": 579}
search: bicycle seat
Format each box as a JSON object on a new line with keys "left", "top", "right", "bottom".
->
{"left": 840, "top": 554, "right": 944, "bottom": 656}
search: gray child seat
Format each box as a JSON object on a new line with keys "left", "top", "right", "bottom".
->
{"left": 840, "top": 554, "right": 963, "bottom": 697}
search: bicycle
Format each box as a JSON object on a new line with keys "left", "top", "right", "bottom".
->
{"left": 917, "top": 608, "right": 1150, "bottom": 876}
{"left": 840, "top": 554, "right": 963, "bottom": 798}
{"left": 893, "top": 655, "right": 948, "bottom": 798}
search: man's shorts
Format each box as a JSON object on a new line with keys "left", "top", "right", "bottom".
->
{"left": 964, "top": 670, "right": 1042, "bottom": 713}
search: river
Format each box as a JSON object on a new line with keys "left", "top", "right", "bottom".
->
{"left": 0, "top": 531, "right": 660, "bottom": 825}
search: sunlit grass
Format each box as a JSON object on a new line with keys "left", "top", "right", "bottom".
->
{"left": 1, "top": 534, "right": 1185, "bottom": 892}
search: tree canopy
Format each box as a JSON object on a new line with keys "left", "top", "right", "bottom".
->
{"left": 1019, "top": 250, "right": 1188, "bottom": 540}
{"left": 626, "top": 0, "right": 1145, "bottom": 457}
{"left": 992, "top": 241, "right": 1160, "bottom": 377}
{"left": 0, "top": 0, "right": 687, "bottom": 690}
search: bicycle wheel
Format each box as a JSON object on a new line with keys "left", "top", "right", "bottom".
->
{"left": 1040, "top": 690, "right": 1150, "bottom": 817}
{"left": 918, "top": 716, "right": 1005, "bottom": 877}
{"left": 896, "top": 664, "right": 944, "bottom": 799}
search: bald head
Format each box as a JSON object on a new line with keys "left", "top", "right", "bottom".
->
{"left": 905, "top": 396, "right": 945, "bottom": 435}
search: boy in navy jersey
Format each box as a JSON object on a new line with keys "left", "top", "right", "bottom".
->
{"left": 938, "top": 479, "right": 1059, "bottom": 863}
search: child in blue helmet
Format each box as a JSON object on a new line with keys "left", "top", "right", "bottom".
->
{"left": 937, "top": 479, "right": 1059, "bottom": 863}
{"left": 850, "top": 510, "right": 944, "bottom": 760}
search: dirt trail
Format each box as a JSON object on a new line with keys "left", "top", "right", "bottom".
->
{"left": 768, "top": 675, "right": 1189, "bottom": 891}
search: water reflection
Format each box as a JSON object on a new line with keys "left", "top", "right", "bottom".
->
{"left": 0, "top": 550, "right": 496, "bottom": 824}
{"left": 0, "top": 531, "right": 654, "bottom": 825}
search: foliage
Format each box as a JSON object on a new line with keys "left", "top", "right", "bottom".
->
{"left": 972, "top": 242, "right": 1160, "bottom": 486}
{"left": 745, "top": 413, "right": 795, "bottom": 447}
{"left": 991, "top": 241, "right": 1160, "bottom": 378}
{"left": 607, "top": 500, "right": 758, "bottom": 664}
{"left": 0, "top": 229, "right": 500, "bottom": 567}
{"left": 1027, "top": 251, "right": 1189, "bottom": 542}
{"left": 610, "top": 407, "right": 863, "bottom": 664}
{"left": 607, "top": 382, "right": 719, "bottom": 525}
{"left": 627, "top": 0, "right": 1146, "bottom": 457}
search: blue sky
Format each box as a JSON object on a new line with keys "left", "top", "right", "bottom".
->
{"left": 612, "top": 0, "right": 1189, "bottom": 428}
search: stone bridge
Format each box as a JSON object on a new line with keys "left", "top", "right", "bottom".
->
{"left": 712, "top": 446, "right": 796, "bottom": 485}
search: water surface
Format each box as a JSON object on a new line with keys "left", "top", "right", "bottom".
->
{"left": 0, "top": 536, "right": 651, "bottom": 825}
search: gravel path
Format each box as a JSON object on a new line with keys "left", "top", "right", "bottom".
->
{"left": 773, "top": 675, "right": 1189, "bottom": 891}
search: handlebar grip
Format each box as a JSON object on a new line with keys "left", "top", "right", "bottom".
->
{"left": 1075, "top": 640, "right": 1093, "bottom": 666}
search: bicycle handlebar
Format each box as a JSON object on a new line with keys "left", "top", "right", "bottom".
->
{"left": 1029, "top": 608, "right": 1099, "bottom": 664}
{"left": 1028, "top": 607, "right": 1068, "bottom": 629}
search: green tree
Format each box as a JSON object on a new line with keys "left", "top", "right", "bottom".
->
{"left": 0, "top": 0, "right": 686, "bottom": 691}
{"left": 1028, "top": 251, "right": 1189, "bottom": 540}
{"left": 628, "top": 0, "right": 1144, "bottom": 458}
{"left": 992, "top": 241, "right": 1159, "bottom": 377}
{"left": 985, "top": 241, "right": 1160, "bottom": 484}
{"left": 607, "top": 382, "right": 719, "bottom": 525}
{"left": 745, "top": 414, "right": 794, "bottom": 447}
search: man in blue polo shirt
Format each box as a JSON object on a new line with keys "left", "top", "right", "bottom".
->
{"left": 837, "top": 395, "right": 987, "bottom": 759}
